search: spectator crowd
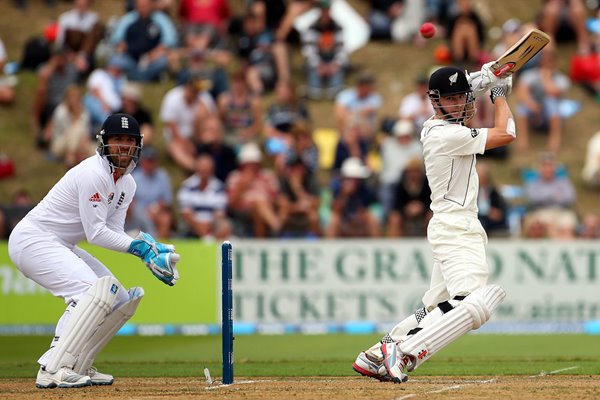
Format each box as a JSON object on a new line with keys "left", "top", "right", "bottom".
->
{"left": 2, "top": 0, "right": 600, "bottom": 241}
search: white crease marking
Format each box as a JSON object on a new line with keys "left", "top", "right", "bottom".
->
{"left": 529, "top": 365, "right": 580, "bottom": 377}
{"left": 394, "top": 378, "right": 496, "bottom": 400}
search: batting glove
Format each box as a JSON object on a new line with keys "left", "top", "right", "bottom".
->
{"left": 467, "top": 61, "right": 502, "bottom": 98}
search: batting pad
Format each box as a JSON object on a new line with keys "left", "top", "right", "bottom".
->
{"left": 74, "top": 287, "right": 144, "bottom": 374}
{"left": 399, "top": 284, "right": 505, "bottom": 371}
{"left": 45, "top": 276, "right": 120, "bottom": 373}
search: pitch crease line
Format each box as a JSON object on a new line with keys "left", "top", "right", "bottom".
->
{"left": 394, "top": 378, "right": 496, "bottom": 400}
{"left": 206, "top": 379, "right": 273, "bottom": 389}
{"left": 529, "top": 365, "right": 579, "bottom": 377}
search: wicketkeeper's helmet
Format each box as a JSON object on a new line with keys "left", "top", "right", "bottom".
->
{"left": 427, "top": 66, "right": 475, "bottom": 125}
{"left": 97, "top": 113, "right": 143, "bottom": 171}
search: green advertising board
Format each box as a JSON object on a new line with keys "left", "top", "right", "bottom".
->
{"left": 0, "top": 241, "right": 218, "bottom": 326}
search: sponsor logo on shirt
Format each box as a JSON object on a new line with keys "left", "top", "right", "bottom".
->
{"left": 470, "top": 128, "right": 479, "bottom": 138}
{"left": 89, "top": 193, "right": 101, "bottom": 202}
{"left": 107, "top": 192, "right": 114, "bottom": 205}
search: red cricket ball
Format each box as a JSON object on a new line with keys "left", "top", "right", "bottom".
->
{"left": 419, "top": 22, "right": 436, "bottom": 39}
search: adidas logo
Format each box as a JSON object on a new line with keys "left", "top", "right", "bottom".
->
{"left": 89, "top": 193, "right": 101, "bottom": 202}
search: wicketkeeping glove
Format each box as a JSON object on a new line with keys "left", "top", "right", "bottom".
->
{"left": 128, "top": 232, "right": 180, "bottom": 286}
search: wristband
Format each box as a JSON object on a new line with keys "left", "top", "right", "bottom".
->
{"left": 490, "top": 87, "right": 506, "bottom": 103}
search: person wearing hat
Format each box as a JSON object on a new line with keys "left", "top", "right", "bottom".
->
{"left": 117, "top": 82, "right": 154, "bottom": 144}
{"left": 399, "top": 75, "right": 435, "bottom": 130}
{"left": 8, "top": 113, "right": 180, "bottom": 388}
{"left": 334, "top": 70, "right": 382, "bottom": 142}
{"left": 378, "top": 118, "right": 423, "bottom": 221}
{"left": 225, "top": 143, "right": 282, "bottom": 237}
{"left": 325, "top": 157, "right": 380, "bottom": 238}
{"left": 354, "top": 64, "right": 516, "bottom": 383}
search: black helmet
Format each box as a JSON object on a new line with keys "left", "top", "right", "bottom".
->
{"left": 97, "top": 113, "right": 143, "bottom": 171}
{"left": 427, "top": 67, "right": 475, "bottom": 125}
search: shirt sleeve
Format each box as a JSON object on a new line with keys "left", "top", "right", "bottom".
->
{"left": 78, "top": 171, "right": 134, "bottom": 252}
{"left": 153, "top": 12, "right": 178, "bottom": 48}
{"left": 442, "top": 125, "right": 488, "bottom": 156}
{"left": 111, "top": 12, "right": 136, "bottom": 45}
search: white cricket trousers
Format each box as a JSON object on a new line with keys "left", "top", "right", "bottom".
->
{"left": 8, "top": 218, "right": 129, "bottom": 366}
{"left": 422, "top": 213, "right": 489, "bottom": 311}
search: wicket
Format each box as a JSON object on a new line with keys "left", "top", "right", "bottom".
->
{"left": 221, "top": 241, "right": 234, "bottom": 384}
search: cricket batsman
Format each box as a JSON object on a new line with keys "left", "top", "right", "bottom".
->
{"left": 353, "top": 63, "right": 515, "bottom": 382}
{"left": 8, "top": 113, "right": 180, "bottom": 388}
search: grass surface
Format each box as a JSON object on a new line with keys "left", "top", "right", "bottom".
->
{"left": 1, "top": 334, "right": 599, "bottom": 378}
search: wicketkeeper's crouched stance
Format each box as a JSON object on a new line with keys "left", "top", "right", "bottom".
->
{"left": 8, "top": 113, "right": 180, "bottom": 388}
{"left": 353, "top": 63, "right": 516, "bottom": 383}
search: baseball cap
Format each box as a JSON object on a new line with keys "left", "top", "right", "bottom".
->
{"left": 393, "top": 120, "right": 414, "bottom": 137}
{"left": 186, "top": 71, "right": 213, "bottom": 91}
{"left": 357, "top": 71, "right": 375, "bottom": 85}
{"left": 341, "top": 157, "right": 370, "bottom": 179}
{"left": 238, "top": 142, "right": 262, "bottom": 164}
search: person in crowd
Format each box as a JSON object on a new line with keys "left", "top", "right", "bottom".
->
{"left": 326, "top": 157, "right": 380, "bottom": 238}
{"left": 159, "top": 73, "right": 216, "bottom": 172}
{"left": 0, "top": 37, "right": 16, "bottom": 106}
{"left": 581, "top": 129, "right": 600, "bottom": 188}
{"left": 178, "top": 0, "right": 232, "bottom": 38}
{"left": 334, "top": 72, "right": 383, "bottom": 143}
{"left": 476, "top": 161, "right": 509, "bottom": 236}
{"left": 32, "top": 46, "right": 80, "bottom": 149}
{"left": 55, "top": 0, "right": 104, "bottom": 74}
{"left": 398, "top": 75, "right": 434, "bottom": 132}
{"left": 177, "top": 154, "right": 229, "bottom": 239}
{"left": 226, "top": 143, "right": 281, "bottom": 237}
{"left": 277, "top": 153, "right": 321, "bottom": 237}
{"left": 524, "top": 152, "right": 578, "bottom": 238}
{"left": 129, "top": 146, "right": 174, "bottom": 239}
{"left": 370, "top": 0, "right": 427, "bottom": 42}
{"left": 116, "top": 82, "right": 154, "bottom": 144}
{"left": 265, "top": 80, "right": 311, "bottom": 161}
{"left": 367, "top": 0, "right": 406, "bottom": 40}
{"left": 301, "top": 0, "right": 347, "bottom": 100}
{"left": 111, "top": 0, "right": 178, "bottom": 81}
{"left": 445, "top": 0, "right": 486, "bottom": 68}
{"left": 578, "top": 213, "right": 600, "bottom": 238}
{"left": 332, "top": 118, "right": 370, "bottom": 174}
{"left": 217, "top": 72, "right": 263, "bottom": 146}
{"left": 195, "top": 115, "right": 239, "bottom": 183}
{"left": 378, "top": 119, "right": 423, "bottom": 220}
{"left": 387, "top": 157, "right": 431, "bottom": 237}
{"left": 44, "top": 85, "right": 93, "bottom": 168}
{"left": 0, "top": 189, "right": 35, "bottom": 240}
{"left": 515, "top": 46, "right": 571, "bottom": 153}
{"left": 538, "top": 0, "right": 590, "bottom": 54}
{"left": 83, "top": 55, "right": 129, "bottom": 133}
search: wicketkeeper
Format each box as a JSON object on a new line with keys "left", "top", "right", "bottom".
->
{"left": 8, "top": 113, "right": 180, "bottom": 388}
{"left": 353, "top": 63, "right": 515, "bottom": 383}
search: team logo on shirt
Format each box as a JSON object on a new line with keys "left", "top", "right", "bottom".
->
{"left": 470, "top": 128, "right": 480, "bottom": 138}
{"left": 89, "top": 193, "right": 101, "bottom": 202}
{"left": 107, "top": 192, "right": 114, "bottom": 205}
{"left": 116, "top": 191, "right": 125, "bottom": 208}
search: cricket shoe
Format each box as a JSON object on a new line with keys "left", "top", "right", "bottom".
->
{"left": 86, "top": 366, "right": 114, "bottom": 385}
{"left": 380, "top": 342, "right": 409, "bottom": 384}
{"left": 35, "top": 367, "right": 91, "bottom": 389}
{"left": 352, "top": 351, "right": 394, "bottom": 382}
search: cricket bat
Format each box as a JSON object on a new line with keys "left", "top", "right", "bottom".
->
{"left": 490, "top": 28, "right": 551, "bottom": 77}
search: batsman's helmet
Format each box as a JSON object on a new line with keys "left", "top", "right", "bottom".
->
{"left": 97, "top": 113, "right": 143, "bottom": 171}
{"left": 427, "top": 66, "right": 475, "bottom": 124}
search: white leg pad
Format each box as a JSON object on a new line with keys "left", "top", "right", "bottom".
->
{"left": 73, "top": 287, "right": 144, "bottom": 375}
{"left": 45, "top": 276, "right": 121, "bottom": 373}
{"left": 399, "top": 284, "right": 505, "bottom": 371}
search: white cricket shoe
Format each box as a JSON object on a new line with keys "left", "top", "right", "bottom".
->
{"left": 352, "top": 351, "right": 394, "bottom": 382}
{"left": 35, "top": 367, "right": 91, "bottom": 389}
{"left": 86, "top": 366, "right": 114, "bottom": 385}
{"left": 380, "top": 342, "right": 409, "bottom": 384}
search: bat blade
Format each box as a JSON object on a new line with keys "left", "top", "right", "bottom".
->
{"left": 490, "top": 28, "right": 551, "bottom": 77}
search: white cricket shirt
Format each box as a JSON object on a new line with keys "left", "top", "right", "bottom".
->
{"left": 420, "top": 117, "right": 488, "bottom": 216}
{"left": 24, "top": 153, "right": 136, "bottom": 251}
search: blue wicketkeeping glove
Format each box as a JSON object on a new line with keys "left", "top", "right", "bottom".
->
{"left": 128, "top": 232, "right": 180, "bottom": 286}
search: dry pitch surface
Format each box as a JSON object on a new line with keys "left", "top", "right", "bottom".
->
{"left": 1, "top": 374, "right": 599, "bottom": 399}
